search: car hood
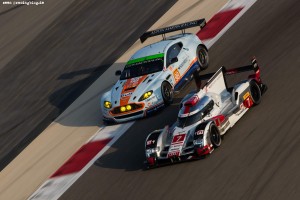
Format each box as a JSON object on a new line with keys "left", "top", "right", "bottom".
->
{"left": 166, "top": 125, "right": 196, "bottom": 157}
{"left": 110, "top": 72, "right": 161, "bottom": 107}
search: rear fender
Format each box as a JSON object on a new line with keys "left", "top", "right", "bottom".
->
{"left": 231, "top": 81, "right": 250, "bottom": 105}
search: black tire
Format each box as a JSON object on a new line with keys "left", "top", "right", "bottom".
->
{"left": 209, "top": 123, "right": 221, "bottom": 148}
{"left": 249, "top": 80, "right": 261, "bottom": 105}
{"left": 161, "top": 81, "right": 173, "bottom": 105}
{"left": 196, "top": 45, "right": 209, "bottom": 70}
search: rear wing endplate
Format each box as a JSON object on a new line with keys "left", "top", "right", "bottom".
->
{"left": 140, "top": 18, "right": 206, "bottom": 43}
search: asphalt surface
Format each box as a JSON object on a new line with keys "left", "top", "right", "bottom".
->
{"left": 0, "top": 0, "right": 176, "bottom": 170}
{"left": 61, "top": 0, "right": 300, "bottom": 199}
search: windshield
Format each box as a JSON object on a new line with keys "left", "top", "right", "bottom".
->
{"left": 177, "top": 111, "right": 204, "bottom": 128}
{"left": 120, "top": 56, "right": 164, "bottom": 80}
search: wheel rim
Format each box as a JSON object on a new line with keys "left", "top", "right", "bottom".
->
{"left": 198, "top": 49, "right": 207, "bottom": 65}
{"left": 163, "top": 84, "right": 172, "bottom": 100}
{"left": 211, "top": 127, "right": 220, "bottom": 145}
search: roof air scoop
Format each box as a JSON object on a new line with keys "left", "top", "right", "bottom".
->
{"left": 184, "top": 95, "right": 199, "bottom": 107}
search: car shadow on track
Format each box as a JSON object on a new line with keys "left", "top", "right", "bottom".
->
{"left": 49, "top": 63, "right": 125, "bottom": 127}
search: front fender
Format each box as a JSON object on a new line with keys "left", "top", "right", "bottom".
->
{"left": 100, "top": 90, "right": 112, "bottom": 111}
{"left": 149, "top": 78, "right": 173, "bottom": 101}
{"left": 232, "top": 81, "right": 250, "bottom": 105}
{"left": 145, "top": 130, "right": 162, "bottom": 160}
{"left": 194, "top": 121, "right": 214, "bottom": 147}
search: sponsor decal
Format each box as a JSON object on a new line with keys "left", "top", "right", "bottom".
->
{"left": 167, "top": 134, "right": 186, "bottom": 158}
{"left": 168, "top": 151, "right": 180, "bottom": 157}
{"left": 173, "top": 69, "right": 181, "bottom": 83}
{"left": 151, "top": 23, "right": 194, "bottom": 34}
{"left": 243, "top": 91, "right": 250, "bottom": 100}
{"left": 195, "top": 130, "right": 204, "bottom": 136}
{"left": 147, "top": 140, "right": 156, "bottom": 146}
{"left": 120, "top": 75, "right": 147, "bottom": 106}
{"left": 121, "top": 92, "right": 132, "bottom": 98}
{"left": 243, "top": 96, "right": 254, "bottom": 108}
{"left": 178, "top": 57, "right": 188, "bottom": 70}
{"left": 173, "top": 134, "right": 185, "bottom": 143}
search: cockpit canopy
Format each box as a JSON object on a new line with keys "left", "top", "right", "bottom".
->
{"left": 177, "top": 95, "right": 214, "bottom": 128}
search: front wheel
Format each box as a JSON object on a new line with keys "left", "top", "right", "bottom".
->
{"left": 209, "top": 123, "right": 221, "bottom": 148}
{"left": 196, "top": 45, "right": 209, "bottom": 70}
{"left": 249, "top": 80, "right": 261, "bottom": 105}
{"left": 161, "top": 81, "right": 173, "bottom": 105}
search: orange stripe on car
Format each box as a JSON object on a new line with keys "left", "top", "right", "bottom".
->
{"left": 120, "top": 75, "right": 148, "bottom": 106}
{"left": 171, "top": 57, "right": 198, "bottom": 84}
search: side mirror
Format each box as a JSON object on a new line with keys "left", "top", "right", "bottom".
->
{"left": 115, "top": 70, "right": 122, "bottom": 76}
{"left": 170, "top": 57, "right": 178, "bottom": 64}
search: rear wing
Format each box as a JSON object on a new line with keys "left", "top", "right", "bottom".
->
{"left": 140, "top": 18, "right": 206, "bottom": 43}
{"left": 197, "top": 57, "right": 261, "bottom": 82}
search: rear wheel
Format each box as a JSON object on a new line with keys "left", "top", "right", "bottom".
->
{"left": 197, "top": 45, "right": 209, "bottom": 70}
{"left": 210, "top": 123, "right": 221, "bottom": 148}
{"left": 249, "top": 80, "right": 261, "bottom": 105}
{"left": 161, "top": 81, "right": 173, "bottom": 105}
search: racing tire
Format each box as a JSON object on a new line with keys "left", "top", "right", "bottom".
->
{"left": 249, "top": 80, "right": 261, "bottom": 105}
{"left": 161, "top": 81, "right": 173, "bottom": 105}
{"left": 196, "top": 45, "right": 209, "bottom": 70}
{"left": 209, "top": 123, "right": 221, "bottom": 148}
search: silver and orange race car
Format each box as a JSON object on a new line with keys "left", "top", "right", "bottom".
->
{"left": 101, "top": 19, "right": 208, "bottom": 123}
{"left": 144, "top": 58, "right": 267, "bottom": 168}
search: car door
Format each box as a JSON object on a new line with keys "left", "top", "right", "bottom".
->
{"left": 166, "top": 42, "right": 190, "bottom": 85}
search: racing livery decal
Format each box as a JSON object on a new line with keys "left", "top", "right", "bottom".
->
{"left": 144, "top": 58, "right": 267, "bottom": 168}
{"left": 168, "top": 134, "right": 186, "bottom": 158}
{"left": 173, "top": 69, "right": 181, "bottom": 83}
{"left": 120, "top": 75, "right": 147, "bottom": 106}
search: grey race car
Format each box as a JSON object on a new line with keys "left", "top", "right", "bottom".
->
{"left": 145, "top": 58, "right": 267, "bottom": 168}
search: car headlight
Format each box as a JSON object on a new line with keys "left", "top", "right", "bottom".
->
{"left": 139, "top": 90, "right": 153, "bottom": 101}
{"left": 126, "top": 105, "right": 132, "bottom": 111}
{"left": 103, "top": 101, "right": 112, "bottom": 109}
{"left": 146, "top": 147, "right": 160, "bottom": 156}
{"left": 119, "top": 104, "right": 133, "bottom": 112}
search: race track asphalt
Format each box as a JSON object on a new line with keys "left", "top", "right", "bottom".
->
{"left": 61, "top": 0, "right": 300, "bottom": 199}
{"left": 0, "top": 0, "right": 176, "bottom": 170}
